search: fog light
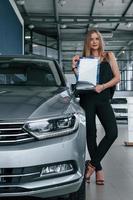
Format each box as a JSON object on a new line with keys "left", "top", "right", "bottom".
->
{"left": 40, "top": 163, "right": 73, "bottom": 177}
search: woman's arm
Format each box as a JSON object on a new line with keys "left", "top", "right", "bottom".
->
{"left": 72, "top": 55, "right": 80, "bottom": 78}
{"left": 103, "top": 51, "right": 120, "bottom": 89}
{"left": 95, "top": 51, "right": 120, "bottom": 93}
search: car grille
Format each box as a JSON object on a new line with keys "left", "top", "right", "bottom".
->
{"left": 0, "top": 165, "right": 42, "bottom": 185}
{"left": 0, "top": 122, "right": 34, "bottom": 145}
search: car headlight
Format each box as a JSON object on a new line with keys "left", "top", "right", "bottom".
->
{"left": 23, "top": 114, "right": 79, "bottom": 140}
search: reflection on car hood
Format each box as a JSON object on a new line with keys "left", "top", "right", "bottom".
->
{"left": 0, "top": 86, "right": 72, "bottom": 121}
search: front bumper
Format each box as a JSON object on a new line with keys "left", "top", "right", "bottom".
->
{"left": 0, "top": 174, "right": 83, "bottom": 198}
{"left": 0, "top": 124, "right": 86, "bottom": 198}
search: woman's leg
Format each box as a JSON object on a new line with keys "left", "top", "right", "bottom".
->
{"left": 85, "top": 100, "right": 102, "bottom": 171}
{"left": 90, "top": 101, "right": 118, "bottom": 167}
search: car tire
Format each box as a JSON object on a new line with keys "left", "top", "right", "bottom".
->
{"left": 69, "top": 177, "right": 86, "bottom": 200}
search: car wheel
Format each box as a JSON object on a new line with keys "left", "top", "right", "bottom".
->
{"left": 69, "top": 177, "right": 86, "bottom": 200}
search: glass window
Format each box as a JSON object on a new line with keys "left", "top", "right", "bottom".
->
{"left": 47, "top": 48, "right": 58, "bottom": 59}
{"left": 33, "top": 32, "right": 46, "bottom": 46}
{"left": 47, "top": 37, "right": 57, "bottom": 49}
{"left": 33, "top": 44, "right": 46, "bottom": 56}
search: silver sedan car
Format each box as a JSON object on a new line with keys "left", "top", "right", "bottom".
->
{"left": 0, "top": 55, "right": 86, "bottom": 200}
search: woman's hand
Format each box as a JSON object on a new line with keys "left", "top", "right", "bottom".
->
{"left": 72, "top": 55, "right": 80, "bottom": 70}
{"left": 95, "top": 84, "right": 105, "bottom": 93}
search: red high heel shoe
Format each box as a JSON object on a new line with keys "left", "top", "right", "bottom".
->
{"left": 95, "top": 170, "right": 104, "bottom": 185}
{"left": 85, "top": 162, "right": 95, "bottom": 183}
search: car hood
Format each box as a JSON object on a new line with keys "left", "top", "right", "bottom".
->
{"left": 0, "top": 86, "right": 72, "bottom": 121}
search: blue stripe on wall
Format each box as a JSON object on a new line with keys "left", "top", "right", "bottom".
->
{"left": 0, "top": 0, "right": 23, "bottom": 55}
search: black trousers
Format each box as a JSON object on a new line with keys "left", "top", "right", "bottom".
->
{"left": 80, "top": 95, "right": 118, "bottom": 171}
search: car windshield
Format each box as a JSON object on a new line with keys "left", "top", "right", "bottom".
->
{"left": 0, "top": 59, "right": 62, "bottom": 87}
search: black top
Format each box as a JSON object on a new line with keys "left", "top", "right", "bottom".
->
{"left": 99, "top": 60, "right": 115, "bottom": 100}
{"left": 80, "top": 60, "right": 115, "bottom": 102}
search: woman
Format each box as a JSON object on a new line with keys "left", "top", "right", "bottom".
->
{"left": 72, "top": 29, "right": 120, "bottom": 185}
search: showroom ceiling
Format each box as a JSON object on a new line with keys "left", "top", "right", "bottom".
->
{"left": 15, "top": 0, "right": 133, "bottom": 58}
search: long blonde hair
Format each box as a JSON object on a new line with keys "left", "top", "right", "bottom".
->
{"left": 82, "top": 29, "right": 105, "bottom": 57}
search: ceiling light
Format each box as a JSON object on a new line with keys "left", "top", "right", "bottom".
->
{"left": 33, "top": 44, "right": 38, "bottom": 47}
{"left": 98, "top": 0, "right": 106, "bottom": 6}
{"left": 102, "top": 32, "right": 113, "bottom": 38}
{"left": 28, "top": 24, "right": 35, "bottom": 29}
{"left": 16, "top": 0, "right": 25, "bottom": 5}
{"left": 25, "top": 35, "right": 31, "bottom": 40}
{"left": 58, "top": 0, "right": 66, "bottom": 7}
{"left": 93, "top": 24, "right": 99, "bottom": 28}
{"left": 61, "top": 24, "right": 67, "bottom": 28}
{"left": 126, "top": 22, "right": 132, "bottom": 28}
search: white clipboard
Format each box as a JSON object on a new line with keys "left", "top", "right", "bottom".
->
{"left": 78, "top": 57, "right": 99, "bottom": 86}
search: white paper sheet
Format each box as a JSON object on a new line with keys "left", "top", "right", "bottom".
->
{"left": 78, "top": 58, "right": 98, "bottom": 85}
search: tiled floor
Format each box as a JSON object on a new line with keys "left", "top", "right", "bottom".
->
{"left": 86, "top": 123, "right": 133, "bottom": 200}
